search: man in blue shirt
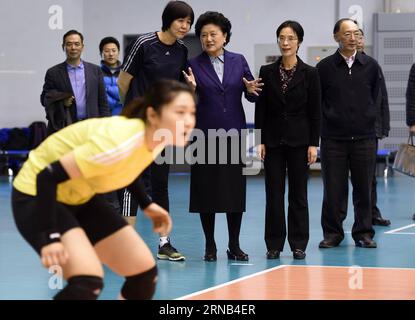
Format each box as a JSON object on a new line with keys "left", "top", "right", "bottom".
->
{"left": 41, "top": 30, "right": 109, "bottom": 135}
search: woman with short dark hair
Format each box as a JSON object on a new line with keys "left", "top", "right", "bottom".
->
{"left": 183, "top": 11, "right": 263, "bottom": 262}
{"left": 117, "top": 1, "right": 194, "bottom": 261}
{"left": 255, "top": 20, "right": 321, "bottom": 260}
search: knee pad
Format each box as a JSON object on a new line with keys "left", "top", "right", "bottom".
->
{"left": 54, "top": 275, "right": 104, "bottom": 300}
{"left": 121, "top": 266, "right": 157, "bottom": 300}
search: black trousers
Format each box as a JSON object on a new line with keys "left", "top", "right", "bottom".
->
{"left": 371, "top": 140, "right": 382, "bottom": 219}
{"left": 264, "top": 145, "right": 309, "bottom": 252}
{"left": 122, "top": 153, "right": 170, "bottom": 217}
{"left": 339, "top": 139, "right": 383, "bottom": 221}
{"left": 320, "top": 138, "right": 376, "bottom": 242}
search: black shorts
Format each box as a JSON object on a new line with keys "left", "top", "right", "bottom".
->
{"left": 11, "top": 188, "right": 128, "bottom": 254}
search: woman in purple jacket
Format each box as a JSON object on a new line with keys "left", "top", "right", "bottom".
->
{"left": 183, "top": 11, "right": 262, "bottom": 262}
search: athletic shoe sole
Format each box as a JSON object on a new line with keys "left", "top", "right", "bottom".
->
{"left": 157, "top": 253, "right": 186, "bottom": 261}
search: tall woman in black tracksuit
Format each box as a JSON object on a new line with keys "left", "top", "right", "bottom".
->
{"left": 255, "top": 21, "right": 321, "bottom": 260}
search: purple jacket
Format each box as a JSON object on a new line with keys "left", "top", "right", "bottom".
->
{"left": 188, "top": 50, "right": 257, "bottom": 133}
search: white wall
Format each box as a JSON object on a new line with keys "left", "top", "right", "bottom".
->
{"left": 0, "top": 0, "right": 392, "bottom": 127}
{"left": 0, "top": 0, "right": 83, "bottom": 127}
{"left": 387, "top": 0, "right": 415, "bottom": 13}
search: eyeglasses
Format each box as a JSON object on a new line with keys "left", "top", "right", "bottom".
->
{"left": 342, "top": 31, "right": 361, "bottom": 39}
{"left": 277, "top": 36, "right": 298, "bottom": 43}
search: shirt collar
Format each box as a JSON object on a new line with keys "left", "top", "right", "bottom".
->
{"left": 209, "top": 53, "right": 224, "bottom": 64}
{"left": 67, "top": 60, "right": 84, "bottom": 70}
{"left": 339, "top": 50, "right": 357, "bottom": 64}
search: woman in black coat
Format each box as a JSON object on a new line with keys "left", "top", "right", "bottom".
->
{"left": 255, "top": 20, "right": 321, "bottom": 260}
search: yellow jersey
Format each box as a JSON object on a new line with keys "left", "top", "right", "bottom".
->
{"left": 13, "top": 116, "right": 162, "bottom": 205}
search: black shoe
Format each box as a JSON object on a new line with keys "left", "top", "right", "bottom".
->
{"left": 266, "top": 250, "right": 280, "bottom": 259}
{"left": 319, "top": 239, "right": 341, "bottom": 248}
{"left": 355, "top": 238, "right": 377, "bottom": 248}
{"left": 412, "top": 213, "right": 415, "bottom": 221}
{"left": 293, "top": 249, "right": 306, "bottom": 260}
{"left": 203, "top": 251, "right": 217, "bottom": 262}
{"left": 227, "top": 248, "right": 249, "bottom": 261}
{"left": 372, "top": 217, "right": 391, "bottom": 226}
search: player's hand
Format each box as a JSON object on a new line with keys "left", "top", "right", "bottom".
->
{"left": 143, "top": 203, "right": 172, "bottom": 235}
{"left": 40, "top": 242, "right": 69, "bottom": 268}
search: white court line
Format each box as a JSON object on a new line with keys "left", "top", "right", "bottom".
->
{"left": 175, "top": 265, "right": 287, "bottom": 300}
{"left": 384, "top": 232, "right": 415, "bottom": 235}
{"left": 230, "top": 263, "right": 254, "bottom": 266}
{"left": 288, "top": 264, "right": 415, "bottom": 271}
{"left": 0, "top": 70, "right": 36, "bottom": 74}
{"left": 384, "top": 223, "right": 415, "bottom": 234}
{"left": 176, "top": 264, "right": 415, "bottom": 300}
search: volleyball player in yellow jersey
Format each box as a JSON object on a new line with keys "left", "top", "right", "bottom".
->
{"left": 11, "top": 80, "right": 196, "bottom": 300}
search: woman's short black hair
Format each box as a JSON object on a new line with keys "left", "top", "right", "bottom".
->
{"left": 276, "top": 20, "right": 304, "bottom": 43}
{"left": 195, "top": 11, "right": 232, "bottom": 45}
{"left": 161, "top": 1, "right": 194, "bottom": 31}
{"left": 99, "top": 37, "right": 120, "bottom": 54}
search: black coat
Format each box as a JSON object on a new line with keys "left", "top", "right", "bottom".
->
{"left": 40, "top": 61, "right": 110, "bottom": 127}
{"left": 317, "top": 50, "right": 381, "bottom": 140}
{"left": 406, "top": 63, "right": 415, "bottom": 126}
{"left": 255, "top": 57, "right": 321, "bottom": 147}
{"left": 43, "top": 90, "right": 74, "bottom": 135}
{"left": 361, "top": 51, "right": 390, "bottom": 138}
{"left": 375, "top": 67, "right": 390, "bottom": 138}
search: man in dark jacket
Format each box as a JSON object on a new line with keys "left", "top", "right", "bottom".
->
{"left": 407, "top": 64, "right": 415, "bottom": 134}
{"left": 317, "top": 19, "right": 382, "bottom": 249}
{"left": 41, "top": 30, "right": 110, "bottom": 135}
{"left": 357, "top": 29, "right": 391, "bottom": 226}
{"left": 406, "top": 62, "right": 415, "bottom": 220}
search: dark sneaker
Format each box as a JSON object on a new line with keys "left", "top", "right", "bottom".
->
{"left": 157, "top": 242, "right": 185, "bottom": 261}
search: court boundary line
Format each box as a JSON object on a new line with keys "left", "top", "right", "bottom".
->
{"left": 176, "top": 264, "right": 415, "bottom": 300}
{"left": 175, "top": 265, "right": 287, "bottom": 300}
{"left": 385, "top": 223, "right": 415, "bottom": 234}
{"left": 287, "top": 264, "right": 415, "bottom": 271}
{"left": 384, "top": 232, "right": 415, "bottom": 235}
